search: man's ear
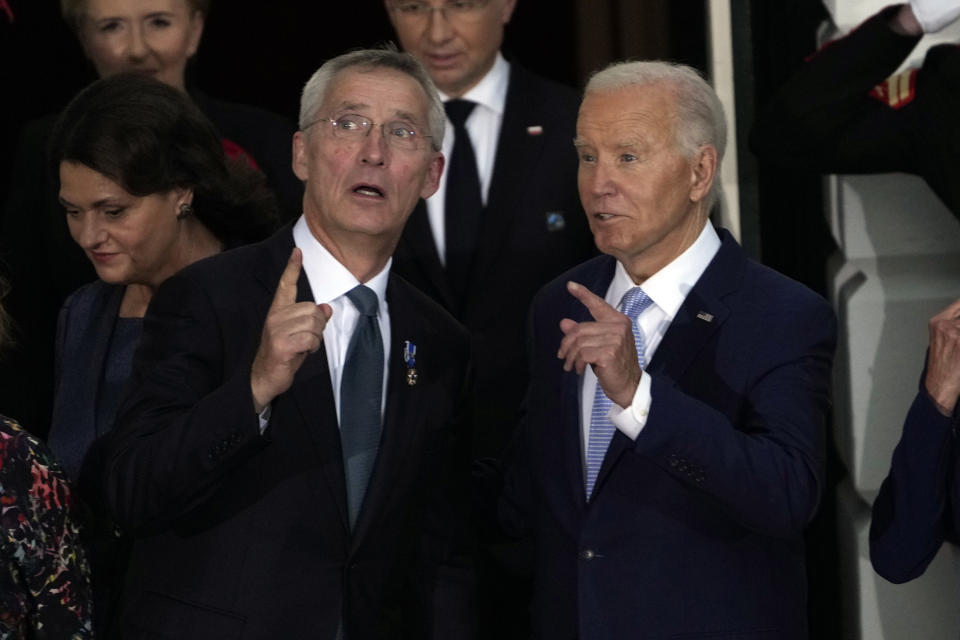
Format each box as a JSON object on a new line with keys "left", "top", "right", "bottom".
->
{"left": 420, "top": 152, "right": 445, "bottom": 200}
{"left": 292, "top": 131, "right": 309, "bottom": 182}
{"left": 689, "top": 144, "right": 718, "bottom": 204}
{"left": 501, "top": 0, "right": 518, "bottom": 24}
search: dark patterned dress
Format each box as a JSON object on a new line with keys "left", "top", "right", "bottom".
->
{"left": 0, "top": 416, "right": 92, "bottom": 639}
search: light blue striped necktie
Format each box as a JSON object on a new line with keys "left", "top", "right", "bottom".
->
{"left": 584, "top": 286, "right": 652, "bottom": 501}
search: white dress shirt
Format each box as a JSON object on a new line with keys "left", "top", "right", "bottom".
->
{"left": 426, "top": 53, "right": 510, "bottom": 264}
{"left": 293, "top": 216, "right": 392, "bottom": 420}
{"left": 580, "top": 223, "right": 722, "bottom": 456}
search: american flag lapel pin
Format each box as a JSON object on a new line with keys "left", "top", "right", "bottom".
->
{"left": 696, "top": 311, "right": 714, "bottom": 323}
{"left": 526, "top": 125, "right": 543, "bottom": 136}
{"left": 403, "top": 340, "right": 418, "bottom": 387}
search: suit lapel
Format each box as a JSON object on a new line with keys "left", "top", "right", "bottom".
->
{"left": 469, "top": 67, "right": 550, "bottom": 295}
{"left": 396, "top": 200, "right": 457, "bottom": 312}
{"left": 563, "top": 258, "right": 617, "bottom": 508}
{"left": 259, "top": 227, "right": 350, "bottom": 533}
{"left": 351, "top": 277, "right": 424, "bottom": 545}
{"left": 593, "top": 232, "right": 743, "bottom": 494}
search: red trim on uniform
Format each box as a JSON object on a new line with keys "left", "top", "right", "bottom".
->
{"left": 869, "top": 67, "right": 918, "bottom": 109}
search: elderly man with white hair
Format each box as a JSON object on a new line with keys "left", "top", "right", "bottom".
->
{"left": 494, "top": 60, "right": 838, "bottom": 639}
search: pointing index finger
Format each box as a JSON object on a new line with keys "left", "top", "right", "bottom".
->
{"left": 271, "top": 247, "right": 303, "bottom": 309}
{"left": 567, "top": 281, "right": 620, "bottom": 321}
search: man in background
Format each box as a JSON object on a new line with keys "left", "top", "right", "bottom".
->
{"left": 384, "top": 3, "right": 595, "bottom": 634}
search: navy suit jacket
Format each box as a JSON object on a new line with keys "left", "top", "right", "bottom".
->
{"left": 870, "top": 372, "right": 960, "bottom": 583}
{"left": 105, "top": 227, "right": 474, "bottom": 639}
{"left": 500, "top": 229, "right": 837, "bottom": 639}
{"left": 393, "top": 63, "right": 595, "bottom": 458}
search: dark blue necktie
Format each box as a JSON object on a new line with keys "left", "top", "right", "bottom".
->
{"left": 443, "top": 99, "right": 483, "bottom": 309}
{"left": 340, "top": 285, "right": 384, "bottom": 529}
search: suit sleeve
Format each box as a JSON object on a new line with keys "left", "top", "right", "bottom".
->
{"left": 638, "top": 295, "right": 837, "bottom": 539}
{"left": 105, "top": 271, "right": 268, "bottom": 534}
{"left": 870, "top": 378, "right": 958, "bottom": 583}
{"left": 750, "top": 5, "right": 925, "bottom": 175}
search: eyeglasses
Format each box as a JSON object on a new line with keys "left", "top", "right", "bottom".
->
{"left": 388, "top": 0, "right": 493, "bottom": 22}
{"left": 303, "top": 114, "right": 434, "bottom": 151}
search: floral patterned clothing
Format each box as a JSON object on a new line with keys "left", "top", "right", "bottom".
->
{"left": 0, "top": 416, "right": 92, "bottom": 639}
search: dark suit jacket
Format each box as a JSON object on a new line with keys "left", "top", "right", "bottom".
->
{"left": 392, "top": 63, "right": 595, "bottom": 458}
{"left": 499, "top": 229, "right": 837, "bottom": 640}
{"left": 870, "top": 372, "right": 960, "bottom": 583}
{"left": 105, "top": 227, "right": 474, "bottom": 639}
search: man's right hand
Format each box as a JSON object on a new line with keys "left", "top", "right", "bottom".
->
{"left": 250, "top": 248, "right": 332, "bottom": 413}
{"left": 924, "top": 297, "right": 960, "bottom": 416}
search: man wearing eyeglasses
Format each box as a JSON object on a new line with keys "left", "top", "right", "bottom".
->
{"left": 105, "top": 48, "right": 475, "bottom": 639}
{"left": 385, "top": 0, "right": 595, "bottom": 459}
{"left": 385, "top": 5, "right": 593, "bottom": 634}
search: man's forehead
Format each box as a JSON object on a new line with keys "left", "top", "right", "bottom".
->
{"left": 577, "top": 86, "right": 676, "bottom": 134}
{"left": 322, "top": 68, "right": 427, "bottom": 119}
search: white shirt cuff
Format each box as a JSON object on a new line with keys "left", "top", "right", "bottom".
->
{"left": 609, "top": 371, "right": 652, "bottom": 440}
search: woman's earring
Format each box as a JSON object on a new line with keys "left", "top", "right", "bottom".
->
{"left": 177, "top": 203, "right": 194, "bottom": 220}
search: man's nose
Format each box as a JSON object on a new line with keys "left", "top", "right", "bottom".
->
{"left": 425, "top": 6, "right": 455, "bottom": 43}
{"left": 359, "top": 125, "right": 389, "bottom": 166}
{"left": 586, "top": 162, "right": 617, "bottom": 198}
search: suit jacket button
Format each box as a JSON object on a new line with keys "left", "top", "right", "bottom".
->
{"left": 580, "top": 548, "right": 596, "bottom": 560}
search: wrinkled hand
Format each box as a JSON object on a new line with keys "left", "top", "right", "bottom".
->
{"left": 557, "top": 281, "right": 641, "bottom": 408}
{"left": 250, "top": 248, "right": 332, "bottom": 412}
{"left": 908, "top": 0, "right": 960, "bottom": 33}
{"left": 924, "top": 297, "right": 960, "bottom": 415}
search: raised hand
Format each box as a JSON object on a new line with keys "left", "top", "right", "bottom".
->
{"left": 924, "top": 297, "right": 960, "bottom": 415}
{"left": 250, "top": 248, "right": 332, "bottom": 412}
{"left": 557, "top": 281, "right": 642, "bottom": 408}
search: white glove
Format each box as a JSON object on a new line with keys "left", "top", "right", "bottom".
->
{"left": 909, "top": 0, "right": 960, "bottom": 33}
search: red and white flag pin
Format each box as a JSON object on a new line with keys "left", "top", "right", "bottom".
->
{"left": 526, "top": 125, "right": 543, "bottom": 136}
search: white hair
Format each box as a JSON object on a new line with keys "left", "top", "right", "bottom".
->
{"left": 586, "top": 60, "right": 726, "bottom": 209}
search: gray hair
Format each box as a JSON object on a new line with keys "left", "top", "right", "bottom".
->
{"left": 585, "top": 60, "right": 726, "bottom": 209}
{"left": 299, "top": 46, "right": 444, "bottom": 152}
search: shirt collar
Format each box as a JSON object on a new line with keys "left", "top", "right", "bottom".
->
{"left": 610, "top": 223, "right": 721, "bottom": 318}
{"left": 439, "top": 52, "right": 510, "bottom": 116}
{"left": 291, "top": 215, "right": 391, "bottom": 308}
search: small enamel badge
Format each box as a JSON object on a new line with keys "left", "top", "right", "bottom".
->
{"left": 526, "top": 125, "right": 543, "bottom": 136}
{"left": 696, "top": 311, "right": 714, "bottom": 323}
{"left": 545, "top": 211, "right": 566, "bottom": 232}
{"left": 403, "top": 340, "right": 418, "bottom": 386}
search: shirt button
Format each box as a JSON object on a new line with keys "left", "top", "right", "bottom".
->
{"left": 580, "top": 548, "right": 596, "bottom": 560}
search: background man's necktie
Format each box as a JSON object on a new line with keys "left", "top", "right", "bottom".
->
{"left": 340, "top": 285, "right": 384, "bottom": 528}
{"left": 584, "top": 286, "right": 653, "bottom": 500}
{"left": 443, "top": 99, "right": 483, "bottom": 308}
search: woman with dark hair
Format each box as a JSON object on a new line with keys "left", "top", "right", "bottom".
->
{"left": 0, "top": 276, "right": 94, "bottom": 638}
{"left": 0, "top": 0, "right": 300, "bottom": 435}
{"left": 45, "top": 72, "right": 278, "bottom": 635}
